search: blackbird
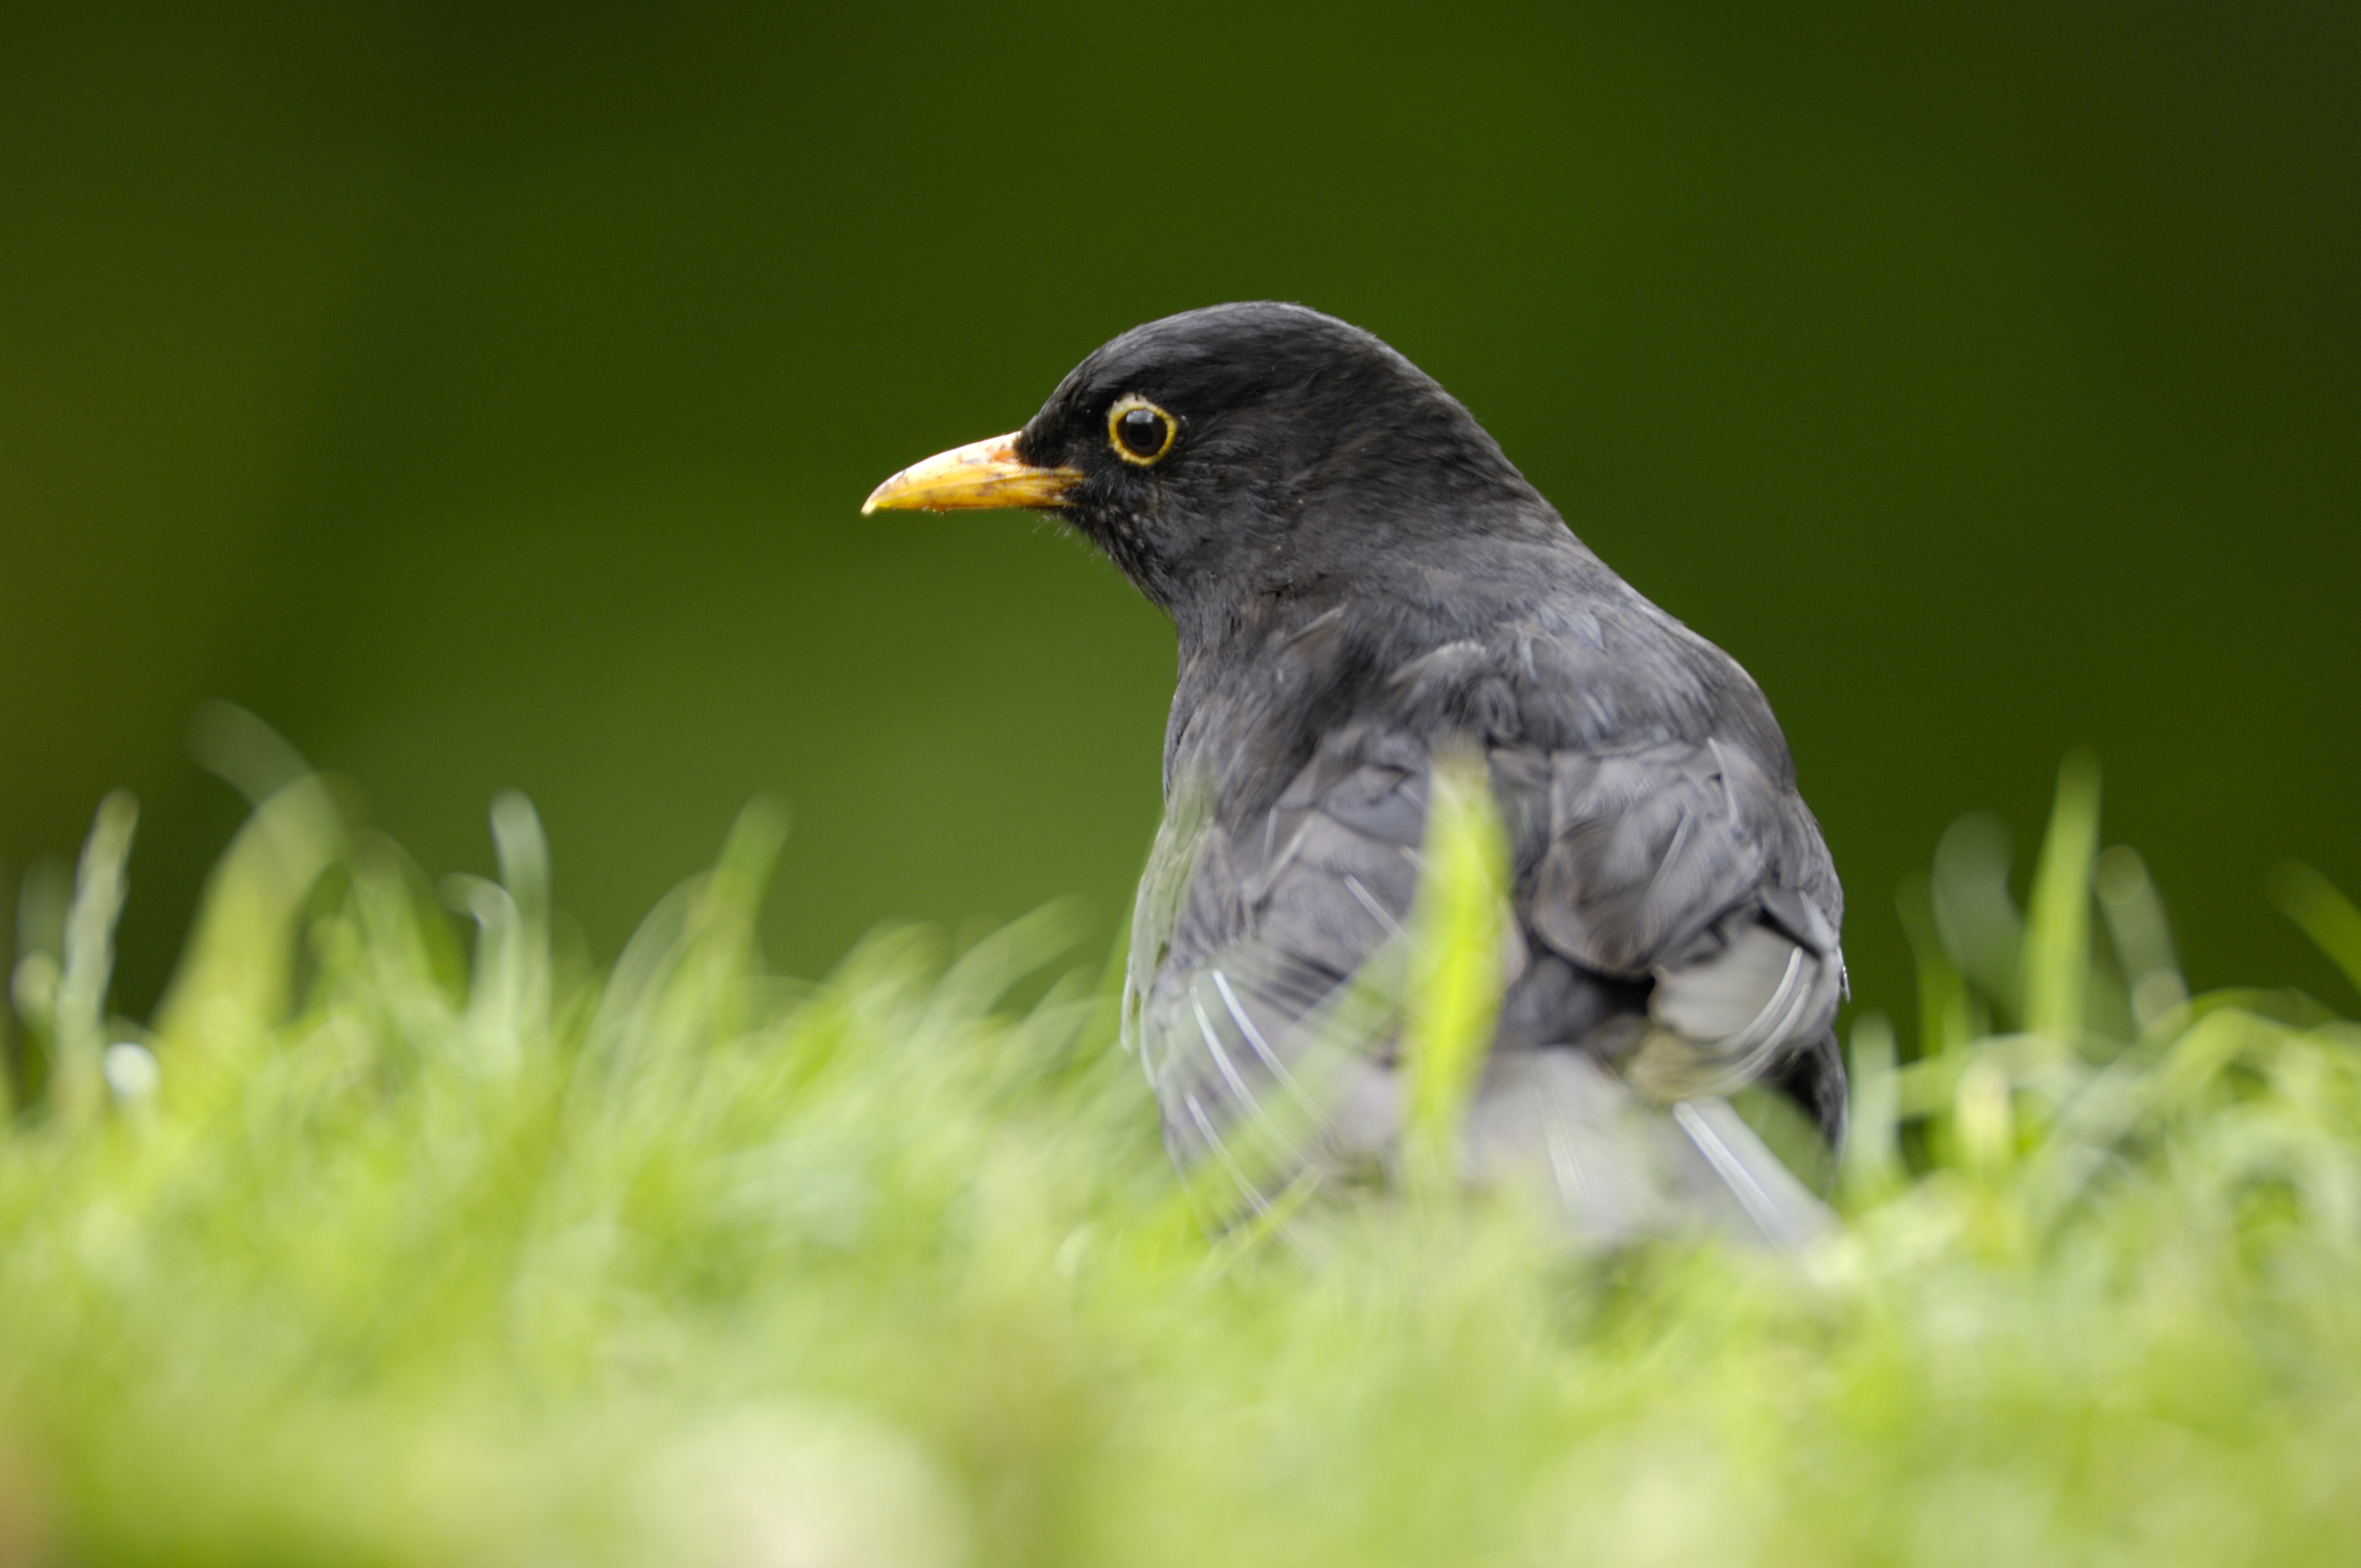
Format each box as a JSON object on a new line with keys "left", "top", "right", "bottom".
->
{"left": 866, "top": 303, "right": 1846, "bottom": 1243}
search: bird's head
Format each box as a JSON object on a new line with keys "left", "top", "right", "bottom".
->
{"left": 863, "top": 303, "right": 1548, "bottom": 616}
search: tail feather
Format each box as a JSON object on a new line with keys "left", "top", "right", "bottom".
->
{"left": 1464, "top": 1049, "right": 1835, "bottom": 1247}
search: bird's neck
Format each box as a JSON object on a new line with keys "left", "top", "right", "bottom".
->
{"left": 1152, "top": 515, "right": 1611, "bottom": 803}
{"left": 1160, "top": 584, "right": 1427, "bottom": 805}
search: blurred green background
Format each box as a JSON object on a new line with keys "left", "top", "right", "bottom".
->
{"left": 4, "top": 1, "right": 2354, "bottom": 1030}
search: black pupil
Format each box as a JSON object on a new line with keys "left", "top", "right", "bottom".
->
{"left": 1118, "top": 407, "right": 1167, "bottom": 456}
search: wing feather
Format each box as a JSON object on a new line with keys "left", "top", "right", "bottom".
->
{"left": 1131, "top": 615, "right": 1848, "bottom": 1237}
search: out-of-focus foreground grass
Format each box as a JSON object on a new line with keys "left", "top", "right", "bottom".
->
{"left": 4, "top": 744, "right": 2360, "bottom": 1567}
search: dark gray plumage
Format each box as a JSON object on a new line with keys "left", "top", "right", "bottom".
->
{"left": 882, "top": 302, "right": 1847, "bottom": 1242}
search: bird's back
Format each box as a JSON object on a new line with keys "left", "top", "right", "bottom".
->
{"left": 1125, "top": 530, "right": 1846, "bottom": 1243}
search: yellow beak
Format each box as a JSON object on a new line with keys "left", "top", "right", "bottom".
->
{"left": 861, "top": 432, "right": 1081, "bottom": 514}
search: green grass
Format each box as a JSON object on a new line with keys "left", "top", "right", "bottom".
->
{"left": 4, "top": 751, "right": 2360, "bottom": 1566}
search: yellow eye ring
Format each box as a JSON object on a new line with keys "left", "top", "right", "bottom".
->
{"left": 1107, "top": 394, "right": 1178, "bottom": 466}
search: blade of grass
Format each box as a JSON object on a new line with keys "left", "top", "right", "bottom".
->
{"left": 151, "top": 775, "right": 344, "bottom": 1087}
{"left": 52, "top": 791, "right": 138, "bottom": 1129}
{"left": 1401, "top": 746, "right": 1510, "bottom": 1196}
{"left": 2022, "top": 750, "right": 2101, "bottom": 1051}
{"left": 2268, "top": 861, "right": 2361, "bottom": 1002}
{"left": 1840, "top": 1010, "right": 1902, "bottom": 1202}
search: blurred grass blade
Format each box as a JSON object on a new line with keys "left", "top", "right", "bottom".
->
{"left": 52, "top": 791, "right": 138, "bottom": 1129}
{"left": 2268, "top": 861, "right": 2361, "bottom": 1000}
{"left": 578, "top": 798, "right": 791, "bottom": 1091}
{"left": 1930, "top": 813, "right": 2023, "bottom": 1019}
{"left": 1402, "top": 747, "right": 1509, "bottom": 1194}
{"left": 1954, "top": 1053, "right": 2015, "bottom": 1176}
{"left": 491, "top": 790, "right": 552, "bottom": 941}
{"left": 450, "top": 791, "right": 556, "bottom": 1071}
{"left": 10, "top": 857, "right": 73, "bottom": 1103}
{"left": 1896, "top": 873, "right": 1972, "bottom": 1063}
{"left": 1840, "top": 1011, "right": 1902, "bottom": 1201}
{"left": 2022, "top": 750, "right": 2101, "bottom": 1049}
{"left": 187, "top": 699, "right": 312, "bottom": 808}
{"left": 2096, "top": 846, "right": 2187, "bottom": 1030}
{"left": 153, "top": 775, "right": 344, "bottom": 1082}
{"left": 662, "top": 795, "right": 791, "bottom": 1046}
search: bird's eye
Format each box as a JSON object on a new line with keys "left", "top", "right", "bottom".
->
{"left": 1107, "top": 395, "right": 1177, "bottom": 465}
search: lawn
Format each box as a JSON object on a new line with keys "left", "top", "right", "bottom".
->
{"left": 3, "top": 742, "right": 2358, "bottom": 1566}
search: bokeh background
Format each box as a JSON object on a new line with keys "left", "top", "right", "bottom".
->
{"left": 6, "top": 1, "right": 2355, "bottom": 1032}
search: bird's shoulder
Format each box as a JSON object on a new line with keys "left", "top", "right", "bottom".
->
{"left": 1168, "top": 530, "right": 1797, "bottom": 813}
{"left": 1160, "top": 549, "right": 1825, "bottom": 941}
